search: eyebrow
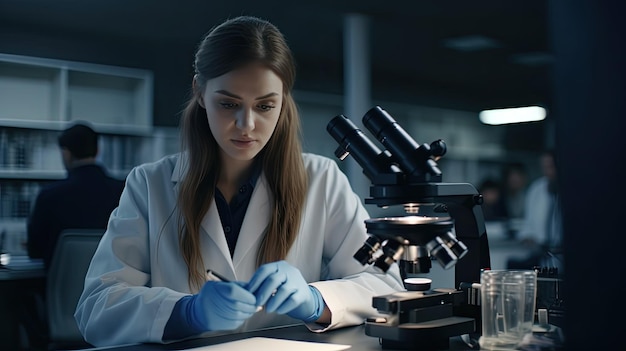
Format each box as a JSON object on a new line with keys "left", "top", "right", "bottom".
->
{"left": 214, "top": 90, "right": 279, "bottom": 100}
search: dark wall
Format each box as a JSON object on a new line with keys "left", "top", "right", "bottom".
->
{"left": 0, "top": 26, "right": 194, "bottom": 127}
{"left": 550, "top": 0, "right": 626, "bottom": 348}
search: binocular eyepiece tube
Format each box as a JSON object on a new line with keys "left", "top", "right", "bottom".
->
{"left": 327, "top": 115, "right": 403, "bottom": 184}
{"left": 363, "top": 106, "right": 445, "bottom": 181}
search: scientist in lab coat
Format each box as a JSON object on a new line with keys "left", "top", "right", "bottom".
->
{"left": 74, "top": 15, "right": 404, "bottom": 347}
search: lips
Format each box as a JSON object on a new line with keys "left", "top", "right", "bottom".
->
{"left": 231, "top": 139, "right": 255, "bottom": 148}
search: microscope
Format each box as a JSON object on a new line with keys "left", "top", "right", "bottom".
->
{"left": 327, "top": 106, "right": 491, "bottom": 350}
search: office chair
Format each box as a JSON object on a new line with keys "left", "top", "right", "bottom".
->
{"left": 46, "top": 229, "right": 104, "bottom": 350}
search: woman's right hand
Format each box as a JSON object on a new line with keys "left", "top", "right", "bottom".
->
{"left": 187, "top": 280, "right": 258, "bottom": 331}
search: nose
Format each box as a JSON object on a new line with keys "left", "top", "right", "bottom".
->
{"left": 235, "top": 108, "right": 255, "bottom": 132}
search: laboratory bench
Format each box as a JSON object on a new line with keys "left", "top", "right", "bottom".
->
{"left": 76, "top": 323, "right": 480, "bottom": 351}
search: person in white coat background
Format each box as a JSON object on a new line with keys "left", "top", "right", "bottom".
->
{"left": 507, "top": 150, "right": 562, "bottom": 271}
{"left": 74, "top": 15, "right": 404, "bottom": 347}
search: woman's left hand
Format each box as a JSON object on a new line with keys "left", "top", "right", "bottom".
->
{"left": 246, "top": 260, "right": 324, "bottom": 322}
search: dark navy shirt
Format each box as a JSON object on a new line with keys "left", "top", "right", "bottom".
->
{"left": 214, "top": 163, "right": 262, "bottom": 257}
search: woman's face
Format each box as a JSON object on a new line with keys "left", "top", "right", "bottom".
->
{"left": 199, "top": 63, "right": 283, "bottom": 166}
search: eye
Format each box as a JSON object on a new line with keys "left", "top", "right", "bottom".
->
{"left": 219, "top": 101, "right": 238, "bottom": 109}
{"left": 258, "top": 104, "right": 276, "bottom": 112}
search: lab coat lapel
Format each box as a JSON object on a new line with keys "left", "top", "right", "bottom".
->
{"left": 232, "top": 174, "right": 270, "bottom": 275}
{"left": 200, "top": 201, "right": 233, "bottom": 269}
{"left": 172, "top": 154, "right": 234, "bottom": 272}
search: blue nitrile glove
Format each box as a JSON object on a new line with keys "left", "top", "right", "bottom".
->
{"left": 164, "top": 280, "right": 258, "bottom": 340}
{"left": 246, "top": 260, "right": 325, "bottom": 323}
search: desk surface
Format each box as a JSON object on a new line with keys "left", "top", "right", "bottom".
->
{"left": 0, "top": 255, "right": 45, "bottom": 280}
{"left": 79, "top": 324, "right": 475, "bottom": 351}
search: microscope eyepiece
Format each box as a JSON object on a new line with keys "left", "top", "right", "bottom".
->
{"left": 327, "top": 115, "right": 402, "bottom": 184}
{"left": 362, "top": 106, "right": 443, "bottom": 181}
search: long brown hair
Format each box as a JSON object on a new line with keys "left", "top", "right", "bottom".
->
{"left": 178, "top": 16, "right": 307, "bottom": 291}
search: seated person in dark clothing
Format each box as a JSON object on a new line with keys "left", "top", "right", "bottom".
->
{"left": 27, "top": 122, "right": 125, "bottom": 269}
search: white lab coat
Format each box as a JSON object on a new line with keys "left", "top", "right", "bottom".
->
{"left": 518, "top": 177, "right": 561, "bottom": 248}
{"left": 516, "top": 176, "right": 563, "bottom": 270}
{"left": 75, "top": 152, "right": 404, "bottom": 347}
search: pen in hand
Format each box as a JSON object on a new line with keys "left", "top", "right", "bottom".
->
{"left": 206, "top": 269, "right": 263, "bottom": 312}
{"left": 205, "top": 269, "right": 230, "bottom": 282}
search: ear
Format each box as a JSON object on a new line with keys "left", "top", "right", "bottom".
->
{"left": 193, "top": 74, "right": 206, "bottom": 109}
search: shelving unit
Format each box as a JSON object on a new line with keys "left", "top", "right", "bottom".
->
{"left": 0, "top": 53, "right": 170, "bottom": 255}
{"left": 0, "top": 53, "right": 152, "bottom": 131}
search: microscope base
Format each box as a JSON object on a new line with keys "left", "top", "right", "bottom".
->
{"left": 365, "top": 316, "right": 475, "bottom": 350}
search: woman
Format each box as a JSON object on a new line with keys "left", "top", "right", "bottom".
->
{"left": 74, "top": 15, "right": 403, "bottom": 347}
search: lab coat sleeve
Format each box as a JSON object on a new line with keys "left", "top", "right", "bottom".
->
{"left": 74, "top": 164, "right": 185, "bottom": 347}
{"left": 305, "top": 155, "right": 405, "bottom": 331}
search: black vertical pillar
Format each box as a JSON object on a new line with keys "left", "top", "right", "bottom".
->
{"left": 550, "top": 0, "right": 626, "bottom": 348}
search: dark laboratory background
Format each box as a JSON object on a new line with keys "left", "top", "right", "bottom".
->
{"left": 0, "top": 0, "right": 624, "bottom": 349}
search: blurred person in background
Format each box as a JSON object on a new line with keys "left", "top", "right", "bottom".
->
{"left": 507, "top": 150, "right": 562, "bottom": 270}
{"left": 499, "top": 162, "right": 528, "bottom": 220}
{"left": 27, "top": 122, "right": 125, "bottom": 269}
{"left": 498, "top": 162, "right": 529, "bottom": 238}
{"left": 478, "top": 178, "right": 506, "bottom": 222}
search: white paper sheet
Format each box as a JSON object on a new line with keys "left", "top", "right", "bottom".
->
{"left": 177, "top": 337, "right": 351, "bottom": 350}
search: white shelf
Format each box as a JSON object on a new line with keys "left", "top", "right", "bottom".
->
{"left": 0, "top": 53, "right": 153, "bottom": 135}
{"left": 0, "top": 118, "right": 153, "bottom": 136}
